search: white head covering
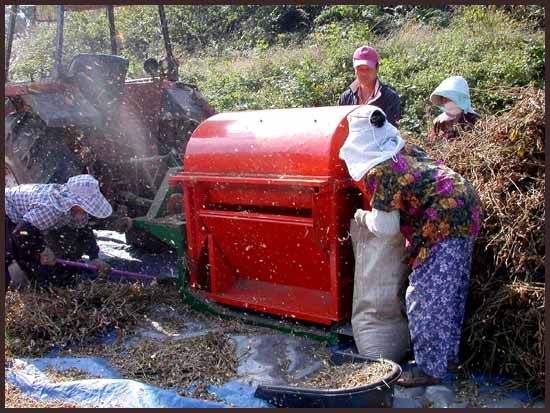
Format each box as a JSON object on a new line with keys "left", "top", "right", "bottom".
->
{"left": 430, "top": 76, "right": 478, "bottom": 115}
{"left": 339, "top": 105, "right": 405, "bottom": 182}
{"left": 48, "top": 174, "right": 113, "bottom": 218}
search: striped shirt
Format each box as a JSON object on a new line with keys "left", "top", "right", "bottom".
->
{"left": 5, "top": 184, "right": 89, "bottom": 231}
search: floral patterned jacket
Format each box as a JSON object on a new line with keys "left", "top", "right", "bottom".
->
{"left": 364, "top": 143, "right": 482, "bottom": 269}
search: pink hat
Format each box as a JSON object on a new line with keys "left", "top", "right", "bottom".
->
{"left": 353, "top": 46, "right": 379, "bottom": 68}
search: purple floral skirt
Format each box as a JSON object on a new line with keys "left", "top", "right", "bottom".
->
{"left": 405, "top": 237, "right": 475, "bottom": 378}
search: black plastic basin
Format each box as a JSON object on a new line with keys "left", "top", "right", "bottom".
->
{"left": 254, "top": 351, "right": 402, "bottom": 408}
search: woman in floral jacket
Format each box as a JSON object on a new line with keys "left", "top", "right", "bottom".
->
{"left": 340, "top": 104, "right": 482, "bottom": 387}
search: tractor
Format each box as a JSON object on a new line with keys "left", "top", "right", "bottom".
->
{"left": 4, "top": 5, "right": 216, "bottom": 255}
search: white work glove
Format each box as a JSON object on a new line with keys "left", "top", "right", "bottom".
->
{"left": 88, "top": 258, "right": 111, "bottom": 278}
{"left": 39, "top": 247, "right": 57, "bottom": 266}
{"left": 354, "top": 208, "right": 401, "bottom": 238}
{"left": 354, "top": 209, "right": 370, "bottom": 228}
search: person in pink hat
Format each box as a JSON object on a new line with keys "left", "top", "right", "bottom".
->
{"left": 5, "top": 174, "right": 113, "bottom": 289}
{"left": 339, "top": 45, "right": 401, "bottom": 127}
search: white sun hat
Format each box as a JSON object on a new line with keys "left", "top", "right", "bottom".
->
{"left": 49, "top": 174, "right": 113, "bottom": 218}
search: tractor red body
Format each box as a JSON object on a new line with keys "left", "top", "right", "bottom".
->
{"left": 5, "top": 55, "right": 215, "bottom": 214}
{"left": 5, "top": 5, "right": 216, "bottom": 221}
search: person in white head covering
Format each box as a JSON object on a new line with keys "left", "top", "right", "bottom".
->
{"left": 340, "top": 105, "right": 482, "bottom": 387}
{"left": 340, "top": 105, "right": 405, "bottom": 236}
{"left": 5, "top": 174, "right": 113, "bottom": 289}
{"left": 428, "top": 76, "right": 480, "bottom": 142}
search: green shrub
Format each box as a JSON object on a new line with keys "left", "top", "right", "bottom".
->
{"left": 180, "top": 6, "right": 543, "bottom": 139}
{"left": 7, "top": 5, "right": 544, "bottom": 141}
{"left": 376, "top": 7, "right": 544, "bottom": 133}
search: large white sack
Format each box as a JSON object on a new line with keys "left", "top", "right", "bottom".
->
{"left": 350, "top": 219, "right": 411, "bottom": 362}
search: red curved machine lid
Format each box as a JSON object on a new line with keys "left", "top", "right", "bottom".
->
{"left": 184, "top": 105, "right": 359, "bottom": 179}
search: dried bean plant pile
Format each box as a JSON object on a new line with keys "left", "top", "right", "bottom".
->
{"left": 58, "top": 331, "right": 238, "bottom": 399}
{"left": 5, "top": 279, "right": 173, "bottom": 357}
{"left": 105, "top": 332, "right": 238, "bottom": 389}
{"left": 294, "top": 360, "right": 394, "bottom": 390}
{"left": 423, "top": 87, "right": 545, "bottom": 397}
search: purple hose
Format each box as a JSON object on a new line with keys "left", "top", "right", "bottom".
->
{"left": 55, "top": 258, "right": 160, "bottom": 282}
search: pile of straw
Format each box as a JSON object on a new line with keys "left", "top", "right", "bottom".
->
{"left": 57, "top": 331, "right": 238, "bottom": 395}
{"left": 5, "top": 280, "right": 172, "bottom": 356}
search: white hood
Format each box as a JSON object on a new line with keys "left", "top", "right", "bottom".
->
{"left": 339, "top": 105, "right": 405, "bottom": 182}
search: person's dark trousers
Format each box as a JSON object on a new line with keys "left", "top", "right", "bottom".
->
{"left": 6, "top": 217, "right": 98, "bottom": 288}
{"left": 6, "top": 216, "right": 49, "bottom": 287}
{"left": 44, "top": 225, "right": 100, "bottom": 286}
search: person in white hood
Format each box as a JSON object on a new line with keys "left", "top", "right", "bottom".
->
{"left": 340, "top": 105, "right": 482, "bottom": 387}
{"left": 428, "top": 76, "right": 479, "bottom": 142}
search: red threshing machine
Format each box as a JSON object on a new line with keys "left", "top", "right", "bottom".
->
{"left": 169, "top": 106, "right": 365, "bottom": 339}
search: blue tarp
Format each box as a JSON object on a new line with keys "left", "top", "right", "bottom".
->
{"left": 6, "top": 357, "right": 271, "bottom": 408}
{"left": 7, "top": 354, "right": 536, "bottom": 409}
